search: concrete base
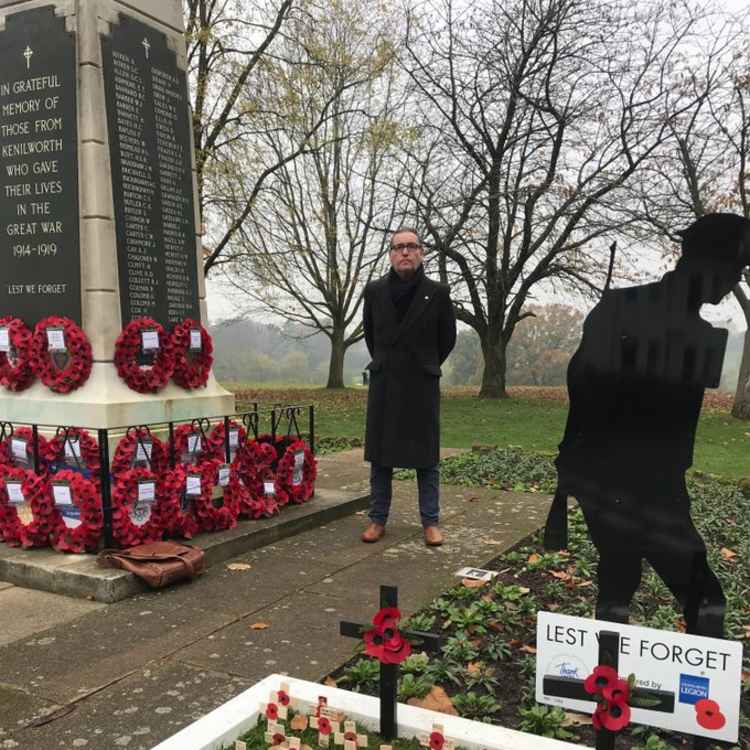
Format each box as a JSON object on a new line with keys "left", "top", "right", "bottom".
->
{"left": 0, "top": 486, "right": 369, "bottom": 602}
{"left": 0, "top": 363, "right": 234, "bottom": 429}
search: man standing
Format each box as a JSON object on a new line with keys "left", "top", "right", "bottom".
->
{"left": 552, "top": 212, "right": 750, "bottom": 637}
{"left": 361, "top": 227, "right": 456, "bottom": 546}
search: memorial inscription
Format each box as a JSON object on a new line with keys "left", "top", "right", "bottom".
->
{"left": 102, "top": 14, "right": 200, "bottom": 327}
{"left": 0, "top": 6, "right": 80, "bottom": 324}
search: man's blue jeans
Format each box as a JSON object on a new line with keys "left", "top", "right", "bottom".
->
{"left": 369, "top": 462, "right": 440, "bottom": 528}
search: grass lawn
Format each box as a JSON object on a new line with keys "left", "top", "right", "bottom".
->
{"left": 230, "top": 384, "right": 749, "bottom": 481}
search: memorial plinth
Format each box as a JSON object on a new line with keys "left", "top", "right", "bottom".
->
{"left": 0, "top": 0, "right": 232, "bottom": 428}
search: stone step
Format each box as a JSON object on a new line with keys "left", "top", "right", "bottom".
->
{"left": 0, "top": 487, "right": 369, "bottom": 603}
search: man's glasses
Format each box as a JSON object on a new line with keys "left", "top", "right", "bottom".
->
{"left": 391, "top": 243, "right": 422, "bottom": 253}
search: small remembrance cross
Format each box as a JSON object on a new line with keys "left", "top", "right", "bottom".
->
{"left": 339, "top": 585, "right": 442, "bottom": 740}
{"left": 334, "top": 719, "right": 368, "bottom": 749}
{"left": 418, "top": 723, "right": 455, "bottom": 750}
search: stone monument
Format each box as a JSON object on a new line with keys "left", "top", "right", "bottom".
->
{"left": 0, "top": 0, "right": 233, "bottom": 427}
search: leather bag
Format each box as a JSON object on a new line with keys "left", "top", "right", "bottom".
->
{"left": 97, "top": 541, "right": 205, "bottom": 588}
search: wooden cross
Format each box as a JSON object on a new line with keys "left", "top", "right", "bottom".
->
{"left": 418, "top": 723, "right": 455, "bottom": 750}
{"left": 310, "top": 710, "right": 341, "bottom": 748}
{"left": 334, "top": 719, "right": 368, "bottom": 749}
{"left": 261, "top": 688, "right": 288, "bottom": 723}
{"left": 339, "top": 585, "right": 442, "bottom": 740}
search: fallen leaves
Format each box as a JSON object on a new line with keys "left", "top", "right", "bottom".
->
{"left": 249, "top": 622, "right": 270, "bottom": 630}
{"left": 290, "top": 714, "right": 309, "bottom": 731}
{"left": 527, "top": 553, "right": 541, "bottom": 565}
{"left": 226, "top": 562, "right": 252, "bottom": 571}
{"left": 406, "top": 686, "right": 458, "bottom": 715}
{"left": 720, "top": 547, "right": 738, "bottom": 562}
{"left": 461, "top": 578, "right": 486, "bottom": 588}
{"left": 520, "top": 644, "right": 537, "bottom": 655}
{"left": 323, "top": 676, "right": 338, "bottom": 688}
{"left": 561, "top": 710, "right": 592, "bottom": 727}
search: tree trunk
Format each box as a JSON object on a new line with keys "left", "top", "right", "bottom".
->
{"left": 478, "top": 336, "right": 509, "bottom": 398}
{"left": 326, "top": 329, "right": 346, "bottom": 389}
{"left": 731, "top": 327, "right": 750, "bottom": 419}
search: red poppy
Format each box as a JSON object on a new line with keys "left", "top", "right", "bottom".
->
{"left": 272, "top": 733, "right": 285, "bottom": 745}
{"left": 593, "top": 701, "right": 630, "bottom": 732}
{"left": 584, "top": 665, "right": 618, "bottom": 695}
{"left": 344, "top": 730, "right": 357, "bottom": 742}
{"left": 363, "top": 626, "right": 412, "bottom": 664}
{"left": 602, "top": 678, "right": 630, "bottom": 705}
{"left": 373, "top": 606, "right": 401, "bottom": 631}
{"left": 695, "top": 699, "right": 726, "bottom": 730}
{"left": 265, "top": 702, "right": 278, "bottom": 721}
{"left": 317, "top": 716, "right": 333, "bottom": 734}
{"left": 277, "top": 689, "right": 290, "bottom": 706}
{"left": 429, "top": 730, "right": 445, "bottom": 750}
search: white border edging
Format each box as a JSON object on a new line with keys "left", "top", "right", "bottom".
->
{"left": 151, "top": 674, "right": 581, "bottom": 750}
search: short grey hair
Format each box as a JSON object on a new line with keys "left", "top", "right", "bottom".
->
{"left": 390, "top": 226, "right": 422, "bottom": 248}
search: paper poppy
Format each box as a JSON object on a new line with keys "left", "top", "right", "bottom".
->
{"left": 429, "top": 730, "right": 445, "bottom": 750}
{"left": 584, "top": 665, "right": 619, "bottom": 695}
{"left": 363, "top": 624, "right": 412, "bottom": 664}
{"left": 265, "top": 702, "right": 279, "bottom": 721}
{"left": 602, "top": 678, "right": 630, "bottom": 705}
{"left": 695, "top": 699, "right": 726, "bottom": 730}
{"left": 276, "top": 689, "right": 290, "bottom": 706}
{"left": 271, "top": 733, "right": 285, "bottom": 746}
{"left": 317, "top": 716, "right": 332, "bottom": 735}
{"left": 0, "top": 316, "right": 35, "bottom": 392}
{"left": 594, "top": 701, "right": 630, "bottom": 732}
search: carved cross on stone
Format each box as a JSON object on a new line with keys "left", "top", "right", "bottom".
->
{"left": 339, "top": 585, "right": 442, "bottom": 740}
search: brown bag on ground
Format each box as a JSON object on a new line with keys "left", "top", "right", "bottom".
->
{"left": 97, "top": 541, "right": 205, "bottom": 588}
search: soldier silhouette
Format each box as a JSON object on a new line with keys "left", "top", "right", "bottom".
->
{"left": 547, "top": 213, "right": 750, "bottom": 638}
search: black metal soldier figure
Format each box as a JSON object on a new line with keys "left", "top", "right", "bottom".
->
{"left": 547, "top": 213, "right": 750, "bottom": 638}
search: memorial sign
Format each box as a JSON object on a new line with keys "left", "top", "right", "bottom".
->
{"left": 536, "top": 611, "right": 743, "bottom": 743}
{"left": 0, "top": 6, "right": 80, "bottom": 324}
{"left": 101, "top": 13, "right": 200, "bottom": 327}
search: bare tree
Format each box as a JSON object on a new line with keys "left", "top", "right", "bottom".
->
{"left": 219, "top": 0, "right": 408, "bottom": 387}
{"left": 398, "top": 0, "right": 706, "bottom": 397}
{"left": 626, "top": 10, "right": 750, "bottom": 417}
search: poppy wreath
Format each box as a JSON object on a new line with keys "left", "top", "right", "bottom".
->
{"left": 114, "top": 318, "right": 175, "bottom": 394}
{"left": 275, "top": 439, "right": 316, "bottom": 504}
{"left": 48, "top": 469, "right": 103, "bottom": 553}
{"left": 44, "top": 427, "right": 101, "bottom": 489}
{"left": 232, "top": 439, "right": 276, "bottom": 518}
{"left": 111, "top": 466, "right": 164, "bottom": 547}
{"left": 225, "top": 457, "right": 255, "bottom": 519}
{"left": 170, "top": 318, "right": 213, "bottom": 389}
{"left": 171, "top": 423, "right": 212, "bottom": 465}
{"left": 0, "top": 469, "right": 53, "bottom": 547}
{"left": 156, "top": 464, "right": 200, "bottom": 539}
{"left": 584, "top": 665, "right": 631, "bottom": 733}
{"left": 0, "top": 316, "right": 35, "bottom": 392}
{"left": 111, "top": 429, "right": 167, "bottom": 478}
{"left": 363, "top": 606, "right": 412, "bottom": 664}
{"left": 0, "top": 426, "right": 50, "bottom": 473}
{"left": 206, "top": 420, "right": 247, "bottom": 462}
{"left": 191, "top": 458, "right": 239, "bottom": 533}
{"left": 30, "top": 316, "right": 92, "bottom": 394}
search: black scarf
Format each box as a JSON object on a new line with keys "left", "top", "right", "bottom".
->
{"left": 388, "top": 265, "right": 423, "bottom": 323}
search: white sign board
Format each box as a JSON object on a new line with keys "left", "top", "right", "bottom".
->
{"left": 536, "top": 611, "right": 743, "bottom": 743}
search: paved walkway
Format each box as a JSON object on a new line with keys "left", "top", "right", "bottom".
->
{"left": 0, "top": 449, "right": 551, "bottom": 750}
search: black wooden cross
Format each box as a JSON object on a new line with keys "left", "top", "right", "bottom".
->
{"left": 339, "top": 585, "right": 442, "bottom": 740}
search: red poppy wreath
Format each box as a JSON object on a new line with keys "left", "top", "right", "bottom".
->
{"left": 206, "top": 420, "right": 247, "bottom": 462}
{"left": 171, "top": 423, "right": 212, "bottom": 466}
{"left": 111, "top": 428, "right": 167, "bottom": 478}
{"left": 44, "top": 427, "right": 101, "bottom": 488}
{"left": 191, "top": 458, "right": 239, "bottom": 533}
{"left": 0, "top": 468, "right": 53, "bottom": 547}
{"left": 48, "top": 469, "right": 103, "bottom": 554}
{"left": 30, "top": 316, "right": 92, "bottom": 394}
{"left": 171, "top": 318, "right": 213, "bottom": 389}
{"left": 0, "top": 426, "right": 50, "bottom": 473}
{"left": 224, "top": 457, "right": 255, "bottom": 519}
{"left": 275, "top": 439, "right": 316, "bottom": 504}
{"left": 0, "top": 316, "right": 35, "bottom": 392}
{"left": 114, "top": 318, "right": 175, "bottom": 394}
{"left": 111, "top": 466, "right": 164, "bottom": 547}
{"left": 156, "top": 464, "right": 200, "bottom": 540}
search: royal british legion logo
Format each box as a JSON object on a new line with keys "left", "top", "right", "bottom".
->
{"left": 679, "top": 674, "right": 709, "bottom": 705}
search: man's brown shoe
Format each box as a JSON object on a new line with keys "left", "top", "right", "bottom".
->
{"left": 424, "top": 526, "right": 443, "bottom": 547}
{"left": 361, "top": 522, "right": 386, "bottom": 543}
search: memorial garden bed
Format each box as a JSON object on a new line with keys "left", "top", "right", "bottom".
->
{"left": 324, "top": 448, "right": 750, "bottom": 749}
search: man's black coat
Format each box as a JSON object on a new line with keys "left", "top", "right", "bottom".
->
{"left": 363, "top": 269, "right": 456, "bottom": 469}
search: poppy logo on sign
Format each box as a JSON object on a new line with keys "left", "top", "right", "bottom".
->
{"left": 679, "top": 674, "right": 709, "bottom": 705}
